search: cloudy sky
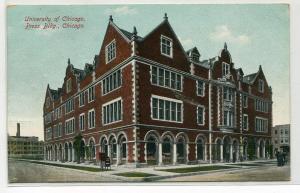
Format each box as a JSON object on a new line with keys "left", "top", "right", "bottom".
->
{"left": 7, "top": 4, "right": 289, "bottom": 139}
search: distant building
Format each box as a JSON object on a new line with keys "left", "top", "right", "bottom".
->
{"left": 272, "top": 124, "right": 290, "bottom": 153}
{"left": 8, "top": 123, "right": 44, "bottom": 159}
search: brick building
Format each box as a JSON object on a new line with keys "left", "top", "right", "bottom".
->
{"left": 8, "top": 123, "right": 44, "bottom": 159}
{"left": 272, "top": 124, "right": 290, "bottom": 153}
{"left": 43, "top": 14, "right": 273, "bottom": 166}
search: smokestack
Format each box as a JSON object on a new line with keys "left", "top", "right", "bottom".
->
{"left": 16, "top": 123, "right": 20, "bottom": 137}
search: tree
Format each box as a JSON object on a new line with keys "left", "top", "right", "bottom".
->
{"left": 247, "top": 137, "right": 256, "bottom": 160}
{"left": 73, "top": 133, "right": 83, "bottom": 164}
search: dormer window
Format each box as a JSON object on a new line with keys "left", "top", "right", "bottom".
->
{"left": 258, "top": 79, "right": 264, "bottom": 93}
{"left": 66, "top": 78, "right": 72, "bottom": 93}
{"left": 105, "top": 39, "right": 116, "bottom": 64}
{"left": 222, "top": 62, "right": 230, "bottom": 77}
{"left": 160, "top": 35, "right": 173, "bottom": 58}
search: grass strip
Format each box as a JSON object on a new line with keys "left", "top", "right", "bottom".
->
{"left": 19, "top": 160, "right": 108, "bottom": 172}
{"left": 158, "top": 165, "right": 237, "bottom": 173}
{"left": 114, "top": 172, "right": 156, "bottom": 177}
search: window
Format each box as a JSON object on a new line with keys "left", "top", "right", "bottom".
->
{"left": 105, "top": 40, "right": 116, "bottom": 63}
{"left": 223, "top": 110, "right": 234, "bottom": 127}
{"left": 243, "top": 114, "right": 248, "bottom": 130}
{"left": 151, "top": 95, "right": 183, "bottom": 122}
{"left": 151, "top": 66, "right": 182, "bottom": 91}
{"left": 160, "top": 35, "right": 173, "bottom": 57}
{"left": 79, "top": 92, "right": 85, "bottom": 107}
{"left": 88, "top": 86, "right": 95, "bottom": 102}
{"left": 197, "top": 80, "right": 205, "bottom": 96}
{"left": 222, "top": 62, "right": 230, "bottom": 77}
{"left": 258, "top": 79, "right": 264, "bottom": 93}
{"left": 65, "top": 98, "right": 74, "bottom": 113}
{"left": 275, "top": 130, "right": 277, "bottom": 134}
{"left": 223, "top": 87, "right": 233, "bottom": 101}
{"left": 285, "top": 139, "right": 288, "bottom": 143}
{"left": 44, "top": 113, "right": 52, "bottom": 124}
{"left": 58, "top": 123, "right": 62, "bottom": 137}
{"left": 255, "top": 117, "right": 268, "bottom": 132}
{"left": 281, "top": 129, "right": 283, "bottom": 135}
{"left": 285, "top": 129, "right": 288, "bottom": 135}
{"left": 66, "top": 78, "right": 72, "bottom": 93}
{"left": 102, "top": 70, "right": 122, "bottom": 95}
{"left": 242, "top": 95, "right": 248, "bottom": 108}
{"left": 88, "top": 110, "right": 95, "bottom": 129}
{"left": 46, "top": 127, "right": 52, "bottom": 140}
{"left": 65, "top": 118, "right": 75, "bottom": 134}
{"left": 255, "top": 99, "right": 268, "bottom": 112}
{"left": 275, "top": 140, "right": 278, "bottom": 144}
{"left": 197, "top": 106, "right": 205, "bottom": 125}
{"left": 79, "top": 113, "right": 85, "bottom": 131}
{"left": 103, "top": 98, "right": 122, "bottom": 125}
{"left": 53, "top": 125, "right": 58, "bottom": 138}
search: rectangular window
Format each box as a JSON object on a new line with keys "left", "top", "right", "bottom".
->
{"left": 255, "top": 99, "right": 268, "bottom": 112}
{"left": 66, "top": 78, "right": 72, "bottom": 93}
{"left": 223, "top": 87, "right": 233, "bottom": 101}
{"left": 197, "top": 106, "right": 205, "bottom": 125}
{"left": 151, "top": 95, "right": 183, "bottom": 123}
{"left": 102, "top": 98, "right": 122, "bottom": 125}
{"left": 242, "top": 95, "right": 248, "bottom": 108}
{"left": 161, "top": 35, "right": 173, "bottom": 57}
{"left": 255, "top": 117, "right": 268, "bottom": 132}
{"left": 197, "top": 80, "right": 205, "bottom": 96}
{"left": 79, "top": 92, "right": 85, "bottom": 107}
{"left": 53, "top": 125, "right": 58, "bottom": 138}
{"left": 243, "top": 114, "right": 248, "bottom": 130}
{"left": 88, "top": 86, "right": 95, "bottom": 102}
{"left": 150, "top": 66, "right": 182, "bottom": 91}
{"left": 151, "top": 66, "right": 158, "bottom": 84}
{"left": 152, "top": 98, "right": 158, "bottom": 119}
{"left": 259, "top": 79, "right": 264, "bottom": 93}
{"left": 102, "top": 70, "right": 122, "bottom": 95}
{"left": 65, "top": 118, "right": 75, "bottom": 135}
{"left": 285, "top": 129, "right": 288, "bottom": 135}
{"left": 105, "top": 40, "right": 116, "bottom": 63}
{"left": 65, "top": 98, "right": 74, "bottom": 113}
{"left": 79, "top": 113, "right": 85, "bottom": 131}
{"left": 58, "top": 123, "right": 62, "bottom": 137}
{"left": 223, "top": 110, "right": 234, "bottom": 127}
{"left": 88, "top": 110, "right": 95, "bottom": 129}
{"left": 46, "top": 127, "right": 52, "bottom": 140}
{"left": 159, "top": 68, "right": 164, "bottom": 86}
{"left": 222, "top": 62, "right": 230, "bottom": 77}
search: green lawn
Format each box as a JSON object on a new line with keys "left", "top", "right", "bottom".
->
{"left": 158, "top": 165, "right": 237, "bottom": 173}
{"left": 114, "top": 172, "right": 156, "bottom": 177}
{"left": 227, "top": 163, "right": 262, "bottom": 167}
{"left": 20, "top": 160, "right": 108, "bottom": 172}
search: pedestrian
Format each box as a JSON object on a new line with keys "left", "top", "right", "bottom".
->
{"left": 276, "top": 150, "right": 280, "bottom": 166}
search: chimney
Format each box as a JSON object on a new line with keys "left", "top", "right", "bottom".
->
{"left": 16, "top": 123, "right": 20, "bottom": 137}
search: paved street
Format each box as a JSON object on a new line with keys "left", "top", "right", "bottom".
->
{"left": 159, "top": 164, "right": 290, "bottom": 182}
{"left": 8, "top": 159, "right": 122, "bottom": 183}
{"left": 8, "top": 159, "right": 290, "bottom": 183}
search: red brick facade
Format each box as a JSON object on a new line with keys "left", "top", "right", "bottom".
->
{"left": 43, "top": 15, "right": 272, "bottom": 167}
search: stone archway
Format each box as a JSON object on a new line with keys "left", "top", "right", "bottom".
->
{"left": 145, "top": 135, "right": 159, "bottom": 165}
{"left": 232, "top": 139, "right": 239, "bottom": 163}
{"left": 64, "top": 143, "right": 68, "bottom": 161}
{"left": 176, "top": 133, "right": 189, "bottom": 164}
{"left": 162, "top": 136, "right": 173, "bottom": 164}
{"left": 117, "top": 133, "right": 127, "bottom": 165}
{"left": 223, "top": 136, "right": 231, "bottom": 162}
{"left": 196, "top": 135, "right": 206, "bottom": 162}
{"left": 108, "top": 135, "right": 117, "bottom": 164}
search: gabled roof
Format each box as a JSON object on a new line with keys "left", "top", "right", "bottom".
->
{"left": 243, "top": 72, "right": 257, "bottom": 84}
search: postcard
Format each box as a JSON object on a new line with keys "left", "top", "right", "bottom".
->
{"left": 6, "top": 4, "right": 290, "bottom": 184}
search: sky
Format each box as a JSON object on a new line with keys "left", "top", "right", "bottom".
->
{"left": 6, "top": 4, "right": 290, "bottom": 140}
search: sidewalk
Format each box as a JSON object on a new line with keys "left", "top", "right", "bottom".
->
{"left": 13, "top": 158, "right": 278, "bottom": 182}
